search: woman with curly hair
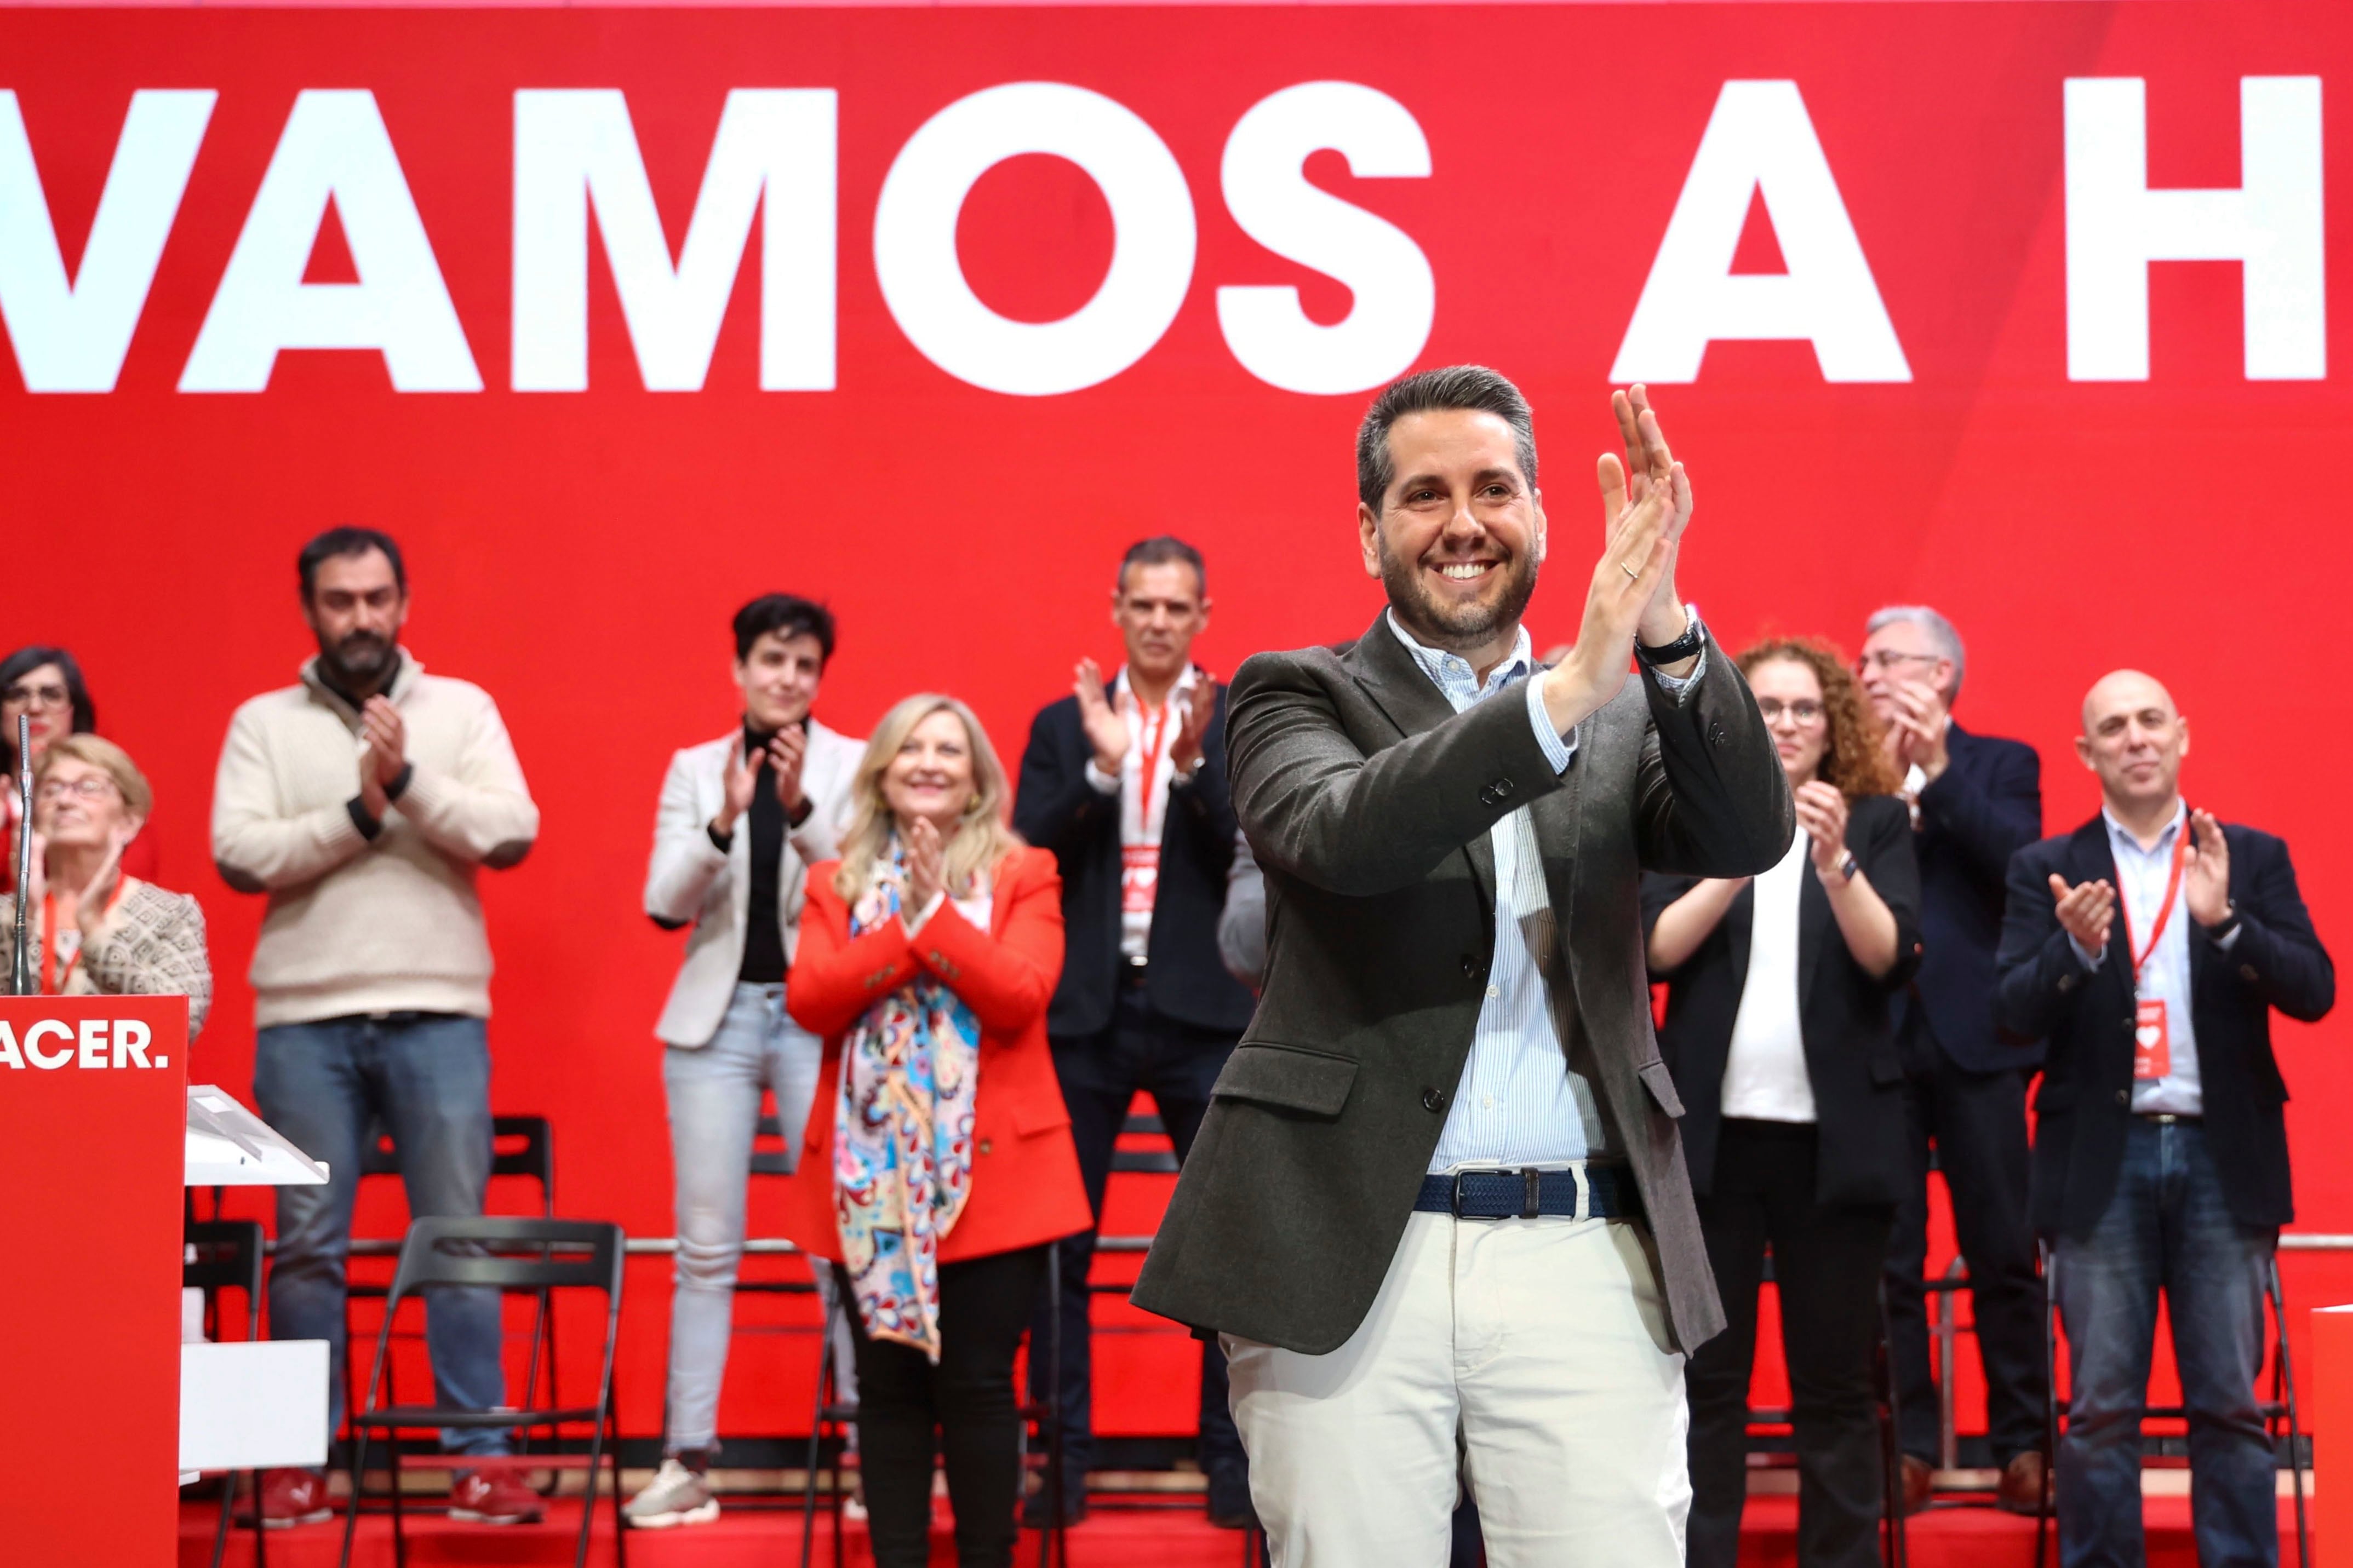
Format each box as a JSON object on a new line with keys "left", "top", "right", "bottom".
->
{"left": 1641, "top": 637, "right": 1921, "bottom": 1568}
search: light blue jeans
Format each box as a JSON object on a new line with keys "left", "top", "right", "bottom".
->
{"left": 662, "top": 982, "right": 854, "bottom": 1454}
{"left": 255, "top": 1012, "right": 508, "bottom": 1458}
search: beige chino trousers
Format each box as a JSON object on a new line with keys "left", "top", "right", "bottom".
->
{"left": 1224, "top": 1207, "right": 1691, "bottom": 1568}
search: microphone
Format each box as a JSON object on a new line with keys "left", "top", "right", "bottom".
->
{"left": 9, "top": 716, "right": 30, "bottom": 995}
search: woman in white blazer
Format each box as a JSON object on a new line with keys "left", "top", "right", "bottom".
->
{"left": 629, "top": 596, "right": 866, "bottom": 1530}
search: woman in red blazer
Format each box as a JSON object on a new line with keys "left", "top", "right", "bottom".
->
{"left": 781, "top": 692, "right": 1090, "bottom": 1568}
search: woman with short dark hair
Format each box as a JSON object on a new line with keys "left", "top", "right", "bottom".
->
{"left": 1642, "top": 638, "right": 1921, "bottom": 1568}
{"left": 1, "top": 645, "right": 161, "bottom": 890}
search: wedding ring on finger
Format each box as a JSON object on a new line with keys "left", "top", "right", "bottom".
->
{"left": 1620, "top": 561, "right": 1642, "bottom": 579}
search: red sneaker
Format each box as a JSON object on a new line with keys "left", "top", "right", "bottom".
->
{"left": 449, "top": 1469, "right": 546, "bottom": 1525}
{"left": 256, "top": 1468, "right": 335, "bottom": 1528}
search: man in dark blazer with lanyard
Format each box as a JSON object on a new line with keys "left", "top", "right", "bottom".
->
{"left": 1015, "top": 537, "right": 1258, "bottom": 1526}
{"left": 1999, "top": 669, "right": 2332, "bottom": 1568}
{"left": 1135, "top": 369, "right": 1792, "bottom": 1566}
{"left": 1856, "top": 606, "right": 2050, "bottom": 1512}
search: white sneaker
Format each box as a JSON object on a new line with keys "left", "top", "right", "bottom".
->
{"left": 624, "top": 1459, "right": 719, "bottom": 1529}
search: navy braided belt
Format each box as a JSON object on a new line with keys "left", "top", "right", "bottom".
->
{"left": 1413, "top": 1164, "right": 1642, "bottom": 1221}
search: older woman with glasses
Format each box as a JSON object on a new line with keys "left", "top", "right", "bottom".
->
{"left": 1641, "top": 638, "right": 1920, "bottom": 1568}
{"left": 2, "top": 645, "right": 161, "bottom": 890}
{"left": 775, "top": 693, "right": 1090, "bottom": 1568}
{"left": 4, "top": 734, "right": 211, "bottom": 1035}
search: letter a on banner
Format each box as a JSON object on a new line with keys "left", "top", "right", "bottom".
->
{"left": 181, "top": 90, "right": 480, "bottom": 392}
{"left": 1612, "top": 81, "right": 1910, "bottom": 384}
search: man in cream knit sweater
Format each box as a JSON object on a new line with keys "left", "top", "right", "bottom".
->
{"left": 213, "top": 527, "right": 542, "bottom": 1530}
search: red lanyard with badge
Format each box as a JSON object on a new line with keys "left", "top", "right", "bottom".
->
{"left": 1121, "top": 695, "right": 1175, "bottom": 916}
{"left": 41, "top": 881, "right": 125, "bottom": 996}
{"left": 2117, "top": 825, "right": 2189, "bottom": 1081}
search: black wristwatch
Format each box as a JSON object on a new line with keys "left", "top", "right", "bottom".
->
{"left": 1634, "top": 607, "right": 1706, "bottom": 668}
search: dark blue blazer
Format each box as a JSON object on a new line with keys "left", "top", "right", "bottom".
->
{"left": 1997, "top": 815, "right": 2334, "bottom": 1236}
{"left": 1907, "top": 722, "right": 2044, "bottom": 1071}
{"left": 1014, "top": 682, "right": 1257, "bottom": 1040}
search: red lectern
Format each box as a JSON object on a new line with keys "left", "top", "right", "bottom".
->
{"left": 0, "top": 996, "right": 188, "bottom": 1566}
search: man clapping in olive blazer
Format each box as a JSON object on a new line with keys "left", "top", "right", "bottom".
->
{"left": 1133, "top": 369, "right": 1791, "bottom": 1568}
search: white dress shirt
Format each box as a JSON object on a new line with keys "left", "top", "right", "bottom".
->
{"left": 1387, "top": 611, "right": 1707, "bottom": 1173}
{"left": 1084, "top": 664, "right": 1200, "bottom": 960}
{"left": 1719, "top": 831, "right": 1818, "bottom": 1122}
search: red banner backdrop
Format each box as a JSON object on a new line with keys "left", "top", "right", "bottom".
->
{"left": 2, "top": 0, "right": 2347, "bottom": 1439}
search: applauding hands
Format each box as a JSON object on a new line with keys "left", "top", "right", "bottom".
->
{"left": 1543, "top": 387, "right": 1698, "bottom": 734}
{"left": 712, "top": 726, "right": 811, "bottom": 838}
{"left": 357, "top": 696, "right": 407, "bottom": 820}
{"left": 1074, "top": 659, "right": 1129, "bottom": 776}
{"left": 1879, "top": 680, "right": 1951, "bottom": 785}
{"left": 2048, "top": 809, "right": 2234, "bottom": 960}
{"left": 1794, "top": 781, "right": 1853, "bottom": 881}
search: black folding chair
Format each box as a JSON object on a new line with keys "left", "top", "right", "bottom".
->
{"left": 344, "top": 1116, "right": 560, "bottom": 1443}
{"left": 2035, "top": 1242, "right": 2308, "bottom": 1568}
{"left": 186, "top": 1220, "right": 268, "bottom": 1568}
{"left": 339, "top": 1217, "right": 626, "bottom": 1568}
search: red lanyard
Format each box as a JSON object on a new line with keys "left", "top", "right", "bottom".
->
{"left": 2115, "top": 819, "right": 2190, "bottom": 985}
{"left": 1132, "top": 686, "right": 1176, "bottom": 829}
{"left": 41, "top": 881, "right": 126, "bottom": 995}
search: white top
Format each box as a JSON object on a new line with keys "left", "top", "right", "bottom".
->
{"left": 1720, "top": 830, "right": 1817, "bottom": 1123}
{"left": 1083, "top": 664, "right": 1200, "bottom": 960}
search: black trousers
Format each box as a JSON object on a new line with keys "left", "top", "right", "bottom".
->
{"left": 1688, "top": 1120, "right": 1893, "bottom": 1568}
{"left": 844, "top": 1245, "right": 1048, "bottom": 1568}
{"left": 1028, "top": 981, "right": 1245, "bottom": 1482}
{"left": 1881, "top": 1046, "right": 2047, "bottom": 1464}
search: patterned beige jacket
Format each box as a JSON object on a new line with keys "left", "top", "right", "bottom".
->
{"left": 5, "top": 878, "right": 213, "bottom": 1038}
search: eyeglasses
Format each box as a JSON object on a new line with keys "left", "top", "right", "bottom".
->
{"left": 1853, "top": 651, "right": 1940, "bottom": 675}
{"left": 1756, "top": 699, "right": 1825, "bottom": 725}
{"left": 2, "top": 682, "right": 69, "bottom": 710}
{"left": 35, "top": 776, "right": 118, "bottom": 803}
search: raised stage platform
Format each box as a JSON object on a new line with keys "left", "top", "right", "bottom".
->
{"left": 176, "top": 1491, "right": 2306, "bottom": 1567}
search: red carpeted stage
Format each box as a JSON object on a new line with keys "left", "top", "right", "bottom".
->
{"left": 177, "top": 1491, "right": 2307, "bottom": 1567}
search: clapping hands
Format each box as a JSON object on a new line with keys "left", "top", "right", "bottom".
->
{"left": 904, "top": 815, "right": 948, "bottom": 911}
{"left": 1074, "top": 659, "right": 1129, "bottom": 775}
{"left": 358, "top": 696, "right": 407, "bottom": 818}
{"left": 2047, "top": 874, "right": 2116, "bottom": 956}
{"left": 1879, "top": 680, "right": 1951, "bottom": 784}
{"left": 2183, "top": 809, "right": 2232, "bottom": 926}
{"left": 1544, "top": 387, "right": 1697, "bottom": 729}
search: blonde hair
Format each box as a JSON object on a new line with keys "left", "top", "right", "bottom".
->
{"left": 833, "top": 694, "right": 1024, "bottom": 902}
{"left": 36, "top": 733, "right": 153, "bottom": 820}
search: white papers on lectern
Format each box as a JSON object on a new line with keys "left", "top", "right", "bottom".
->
{"left": 185, "top": 1086, "right": 328, "bottom": 1186}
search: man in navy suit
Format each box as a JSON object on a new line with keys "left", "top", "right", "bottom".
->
{"left": 1857, "top": 607, "right": 2049, "bottom": 1512}
{"left": 1014, "top": 537, "right": 1259, "bottom": 1526}
{"left": 1999, "top": 670, "right": 2331, "bottom": 1568}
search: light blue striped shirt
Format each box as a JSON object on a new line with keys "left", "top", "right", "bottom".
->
{"left": 1385, "top": 612, "right": 1703, "bottom": 1172}
{"left": 2069, "top": 802, "right": 2242, "bottom": 1117}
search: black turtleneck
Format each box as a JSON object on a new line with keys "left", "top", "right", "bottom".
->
{"left": 736, "top": 723, "right": 788, "bottom": 984}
